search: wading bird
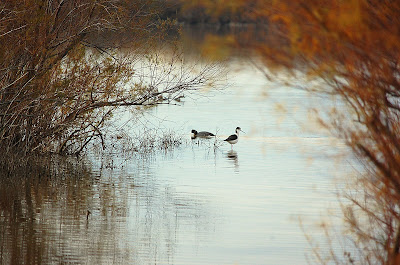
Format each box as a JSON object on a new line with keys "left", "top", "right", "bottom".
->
{"left": 191, "top": 130, "right": 216, "bottom": 139}
{"left": 224, "top": 127, "right": 244, "bottom": 150}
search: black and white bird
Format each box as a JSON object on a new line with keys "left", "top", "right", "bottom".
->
{"left": 224, "top": 127, "right": 244, "bottom": 150}
{"left": 191, "top": 129, "right": 216, "bottom": 139}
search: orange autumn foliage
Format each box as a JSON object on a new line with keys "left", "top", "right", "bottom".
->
{"left": 249, "top": 1, "right": 400, "bottom": 264}
{"left": 186, "top": 0, "right": 400, "bottom": 263}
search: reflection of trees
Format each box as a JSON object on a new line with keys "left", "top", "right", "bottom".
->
{"left": 0, "top": 156, "right": 94, "bottom": 264}
{"left": 126, "top": 161, "right": 213, "bottom": 264}
{"left": 0, "top": 155, "right": 212, "bottom": 264}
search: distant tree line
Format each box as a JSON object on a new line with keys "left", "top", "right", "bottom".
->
{"left": 162, "top": 0, "right": 268, "bottom": 25}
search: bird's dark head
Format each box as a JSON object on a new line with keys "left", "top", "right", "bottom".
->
{"left": 191, "top": 130, "right": 197, "bottom": 135}
{"left": 236, "top": 127, "right": 244, "bottom": 134}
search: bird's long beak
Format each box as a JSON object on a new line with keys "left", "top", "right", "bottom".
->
{"left": 240, "top": 129, "right": 245, "bottom": 134}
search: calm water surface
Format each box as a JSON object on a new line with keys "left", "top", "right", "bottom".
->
{"left": 0, "top": 39, "right": 356, "bottom": 264}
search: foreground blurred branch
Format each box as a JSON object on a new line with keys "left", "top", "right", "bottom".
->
{"left": 190, "top": 0, "right": 400, "bottom": 263}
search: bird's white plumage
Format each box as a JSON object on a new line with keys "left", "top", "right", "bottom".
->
{"left": 224, "top": 127, "right": 243, "bottom": 150}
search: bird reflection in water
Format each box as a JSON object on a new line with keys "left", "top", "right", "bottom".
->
{"left": 226, "top": 150, "right": 239, "bottom": 172}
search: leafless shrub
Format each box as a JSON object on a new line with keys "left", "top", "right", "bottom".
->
{"left": 0, "top": 0, "right": 224, "bottom": 156}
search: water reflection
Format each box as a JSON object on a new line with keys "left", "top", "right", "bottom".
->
{"left": 0, "top": 155, "right": 213, "bottom": 265}
{"left": 0, "top": 156, "right": 94, "bottom": 264}
{"left": 226, "top": 150, "right": 239, "bottom": 172}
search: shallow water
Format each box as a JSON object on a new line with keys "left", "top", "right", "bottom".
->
{"left": 0, "top": 40, "right": 356, "bottom": 265}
